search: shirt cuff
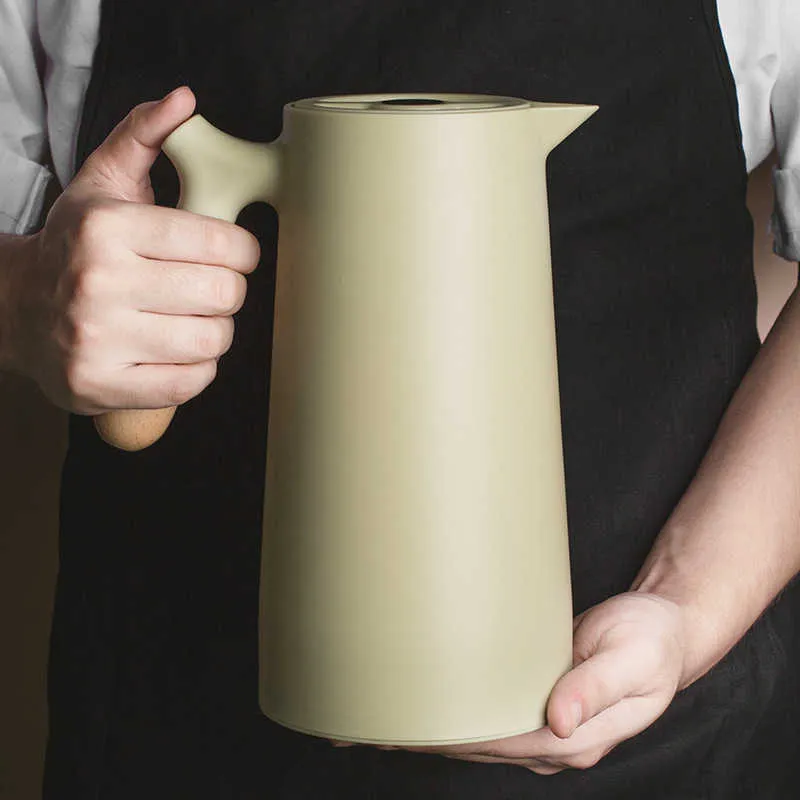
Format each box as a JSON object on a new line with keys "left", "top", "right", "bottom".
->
{"left": 771, "top": 165, "right": 800, "bottom": 262}
{"left": 0, "top": 148, "right": 53, "bottom": 235}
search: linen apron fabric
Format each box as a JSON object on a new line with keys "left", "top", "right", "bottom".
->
{"left": 45, "top": 0, "right": 799, "bottom": 797}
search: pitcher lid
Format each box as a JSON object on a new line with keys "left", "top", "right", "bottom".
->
{"left": 291, "top": 94, "right": 532, "bottom": 114}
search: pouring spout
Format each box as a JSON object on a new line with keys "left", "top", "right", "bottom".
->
{"left": 533, "top": 103, "right": 599, "bottom": 155}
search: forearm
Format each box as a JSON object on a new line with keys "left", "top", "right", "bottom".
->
{"left": 634, "top": 285, "right": 800, "bottom": 688}
{"left": 0, "top": 232, "right": 38, "bottom": 371}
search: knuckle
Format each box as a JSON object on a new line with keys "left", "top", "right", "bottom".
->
{"left": 126, "top": 98, "right": 160, "bottom": 133}
{"left": 200, "top": 219, "right": 230, "bottom": 261}
{"left": 71, "top": 317, "right": 103, "bottom": 356}
{"left": 127, "top": 103, "right": 146, "bottom": 131}
{"left": 199, "top": 359, "right": 219, "bottom": 389}
{"left": 192, "top": 330, "right": 216, "bottom": 361}
{"left": 64, "top": 357, "right": 97, "bottom": 403}
{"left": 163, "top": 377, "right": 196, "bottom": 406}
{"left": 192, "top": 319, "right": 232, "bottom": 360}
{"left": 73, "top": 262, "right": 111, "bottom": 306}
{"left": 209, "top": 272, "right": 246, "bottom": 314}
{"left": 74, "top": 203, "right": 117, "bottom": 250}
{"left": 214, "top": 318, "right": 235, "bottom": 356}
{"left": 240, "top": 231, "right": 261, "bottom": 270}
{"left": 156, "top": 211, "right": 189, "bottom": 254}
{"left": 164, "top": 362, "right": 217, "bottom": 405}
{"left": 218, "top": 319, "right": 236, "bottom": 354}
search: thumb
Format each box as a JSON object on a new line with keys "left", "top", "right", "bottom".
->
{"left": 546, "top": 650, "right": 633, "bottom": 740}
{"left": 79, "top": 86, "right": 196, "bottom": 200}
{"left": 546, "top": 601, "right": 681, "bottom": 740}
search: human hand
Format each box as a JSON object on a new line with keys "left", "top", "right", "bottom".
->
{"left": 5, "top": 87, "right": 260, "bottom": 413}
{"left": 380, "top": 593, "right": 687, "bottom": 775}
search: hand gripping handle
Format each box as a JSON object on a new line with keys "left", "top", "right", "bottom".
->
{"left": 94, "top": 115, "right": 281, "bottom": 451}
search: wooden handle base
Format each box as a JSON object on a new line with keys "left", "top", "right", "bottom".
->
{"left": 94, "top": 407, "right": 177, "bottom": 452}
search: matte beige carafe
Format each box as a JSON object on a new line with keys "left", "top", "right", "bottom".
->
{"left": 96, "top": 94, "right": 597, "bottom": 744}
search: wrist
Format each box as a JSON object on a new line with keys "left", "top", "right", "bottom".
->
{"left": 631, "top": 529, "right": 729, "bottom": 690}
{"left": 632, "top": 587, "right": 717, "bottom": 692}
{"left": 631, "top": 530, "right": 725, "bottom": 690}
{"left": 0, "top": 232, "right": 41, "bottom": 373}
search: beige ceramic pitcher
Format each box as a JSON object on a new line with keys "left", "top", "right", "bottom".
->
{"left": 96, "top": 94, "right": 596, "bottom": 744}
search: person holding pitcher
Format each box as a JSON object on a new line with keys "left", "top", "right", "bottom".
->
{"left": 2, "top": 0, "right": 800, "bottom": 797}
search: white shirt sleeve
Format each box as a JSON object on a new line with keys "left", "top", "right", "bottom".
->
{"left": 770, "top": 0, "right": 800, "bottom": 261}
{"left": 699, "top": 0, "right": 800, "bottom": 261}
{"left": 38, "top": 0, "right": 100, "bottom": 189}
{"left": 0, "top": 0, "right": 52, "bottom": 234}
{"left": 0, "top": 0, "right": 99, "bottom": 234}
{"left": 717, "top": 0, "right": 779, "bottom": 172}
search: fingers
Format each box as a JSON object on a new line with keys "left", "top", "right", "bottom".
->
{"left": 64, "top": 201, "right": 257, "bottom": 312}
{"left": 548, "top": 595, "right": 683, "bottom": 739}
{"left": 26, "top": 90, "right": 263, "bottom": 415}
{"left": 80, "top": 87, "right": 196, "bottom": 197}
{"left": 68, "top": 359, "right": 219, "bottom": 414}
{"left": 99, "top": 361, "right": 219, "bottom": 411}
{"left": 129, "top": 259, "right": 248, "bottom": 316}
{"left": 413, "top": 702, "right": 654, "bottom": 776}
{"left": 40, "top": 200, "right": 256, "bottom": 413}
{"left": 442, "top": 752, "right": 564, "bottom": 776}
{"left": 127, "top": 204, "right": 261, "bottom": 270}
{"left": 505, "top": 695, "right": 663, "bottom": 771}
{"left": 133, "top": 313, "right": 235, "bottom": 364}
{"left": 556, "top": 693, "right": 668, "bottom": 754}
{"left": 547, "top": 650, "right": 633, "bottom": 739}
{"left": 59, "top": 309, "right": 235, "bottom": 413}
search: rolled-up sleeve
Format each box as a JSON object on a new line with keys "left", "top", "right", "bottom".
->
{"left": 771, "top": 0, "right": 800, "bottom": 260}
{"left": 0, "top": 148, "right": 51, "bottom": 234}
{"left": 0, "top": 0, "right": 53, "bottom": 234}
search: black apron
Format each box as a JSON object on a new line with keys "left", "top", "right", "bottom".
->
{"left": 45, "top": 1, "right": 800, "bottom": 797}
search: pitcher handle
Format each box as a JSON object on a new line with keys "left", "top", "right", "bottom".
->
{"left": 94, "top": 115, "right": 281, "bottom": 451}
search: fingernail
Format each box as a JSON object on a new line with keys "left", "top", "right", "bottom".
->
{"left": 161, "top": 86, "right": 186, "bottom": 103}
